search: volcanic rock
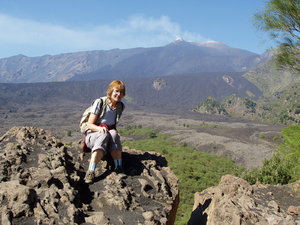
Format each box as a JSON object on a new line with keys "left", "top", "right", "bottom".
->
{"left": 0, "top": 126, "right": 179, "bottom": 225}
{"left": 189, "top": 174, "right": 300, "bottom": 225}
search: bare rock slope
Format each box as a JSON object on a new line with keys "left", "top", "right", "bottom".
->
{"left": 189, "top": 175, "right": 300, "bottom": 225}
{"left": 0, "top": 126, "right": 179, "bottom": 225}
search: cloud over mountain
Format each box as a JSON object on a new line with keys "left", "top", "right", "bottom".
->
{"left": 0, "top": 13, "right": 210, "bottom": 58}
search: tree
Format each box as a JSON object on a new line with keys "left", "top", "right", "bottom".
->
{"left": 254, "top": 0, "right": 300, "bottom": 72}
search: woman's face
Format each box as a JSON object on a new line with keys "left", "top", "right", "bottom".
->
{"left": 110, "top": 88, "right": 123, "bottom": 103}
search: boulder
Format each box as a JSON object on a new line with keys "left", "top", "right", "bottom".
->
{"left": 189, "top": 174, "right": 300, "bottom": 225}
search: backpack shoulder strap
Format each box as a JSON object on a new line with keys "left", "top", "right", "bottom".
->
{"left": 116, "top": 101, "right": 124, "bottom": 123}
{"left": 80, "top": 97, "right": 105, "bottom": 134}
{"left": 98, "top": 97, "right": 107, "bottom": 119}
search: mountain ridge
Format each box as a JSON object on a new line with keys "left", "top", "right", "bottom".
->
{"left": 0, "top": 40, "right": 268, "bottom": 83}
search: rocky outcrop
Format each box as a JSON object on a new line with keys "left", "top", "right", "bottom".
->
{"left": 189, "top": 174, "right": 300, "bottom": 225}
{"left": 0, "top": 126, "right": 179, "bottom": 225}
{"left": 153, "top": 78, "right": 167, "bottom": 91}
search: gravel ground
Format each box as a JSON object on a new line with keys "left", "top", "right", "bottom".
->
{"left": 121, "top": 109, "right": 284, "bottom": 169}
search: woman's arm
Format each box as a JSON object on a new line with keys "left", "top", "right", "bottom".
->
{"left": 87, "top": 113, "right": 108, "bottom": 133}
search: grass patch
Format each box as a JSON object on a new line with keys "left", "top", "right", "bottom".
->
{"left": 119, "top": 126, "right": 243, "bottom": 225}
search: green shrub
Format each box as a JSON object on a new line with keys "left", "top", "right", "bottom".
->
{"left": 262, "top": 105, "right": 272, "bottom": 111}
{"left": 196, "top": 96, "right": 228, "bottom": 115}
{"left": 244, "top": 98, "right": 256, "bottom": 113}
{"left": 148, "top": 131, "right": 157, "bottom": 139}
{"left": 281, "top": 125, "right": 300, "bottom": 149}
{"left": 182, "top": 142, "right": 188, "bottom": 147}
{"left": 244, "top": 125, "right": 300, "bottom": 184}
{"left": 243, "top": 153, "right": 292, "bottom": 185}
{"left": 279, "top": 111, "right": 295, "bottom": 124}
{"left": 295, "top": 109, "right": 300, "bottom": 114}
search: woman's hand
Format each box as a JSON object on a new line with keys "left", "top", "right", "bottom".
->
{"left": 99, "top": 126, "right": 108, "bottom": 133}
{"left": 87, "top": 113, "right": 109, "bottom": 133}
{"left": 87, "top": 113, "right": 104, "bottom": 132}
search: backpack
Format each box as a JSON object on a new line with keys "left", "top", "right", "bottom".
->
{"left": 79, "top": 97, "right": 124, "bottom": 134}
{"left": 79, "top": 98, "right": 103, "bottom": 134}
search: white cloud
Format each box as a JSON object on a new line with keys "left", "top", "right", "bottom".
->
{"left": 0, "top": 13, "right": 210, "bottom": 58}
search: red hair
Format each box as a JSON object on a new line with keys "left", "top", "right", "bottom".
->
{"left": 107, "top": 80, "right": 126, "bottom": 98}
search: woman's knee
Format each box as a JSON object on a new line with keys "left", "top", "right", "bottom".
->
{"left": 109, "top": 130, "right": 119, "bottom": 139}
{"left": 96, "top": 132, "right": 109, "bottom": 139}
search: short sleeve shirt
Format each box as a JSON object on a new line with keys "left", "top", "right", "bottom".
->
{"left": 90, "top": 99, "right": 117, "bottom": 126}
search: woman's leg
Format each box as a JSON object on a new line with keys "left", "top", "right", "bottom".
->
{"left": 109, "top": 130, "right": 123, "bottom": 172}
{"left": 89, "top": 149, "right": 104, "bottom": 170}
{"left": 85, "top": 131, "right": 109, "bottom": 183}
{"left": 110, "top": 149, "right": 121, "bottom": 160}
{"left": 91, "top": 148, "right": 104, "bottom": 163}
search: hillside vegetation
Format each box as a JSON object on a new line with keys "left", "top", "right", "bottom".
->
{"left": 119, "top": 126, "right": 243, "bottom": 225}
{"left": 193, "top": 55, "right": 300, "bottom": 125}
{"left": 193, "top": 59, "right": 300, "bottom": 125}
{"left": 243, "top": 125, "right": 300, "bottom": 184}
{"left": 119, "top": 124, "right": 300, "bottom": 225}
{"left": 243, "top": 56, "right": 300, "bottom": 98}
{"left": 194, "top": 83, "right": 300, "bottom": 124}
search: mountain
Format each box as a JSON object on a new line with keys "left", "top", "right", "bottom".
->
{"left": 0, "top": 73, "right": 262, "bottom": 111}
{"left": 0, "top": 40, "right": 268, "bottom": 83}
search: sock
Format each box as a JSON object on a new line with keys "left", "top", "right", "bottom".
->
{"left": 118, "top": 159, "right": 122, "bottom": 167}
{"left": 114, "top": 159, "right": 122, "bottom": 168}
{"left": 89, "top": 161, "right": 97, "bottom": 171}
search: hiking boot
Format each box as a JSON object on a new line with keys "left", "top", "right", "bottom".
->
{"left": 115, "top": 166, "right": 125, "bottom": 174}
{"left": 84, "top": 170, "right": 95, "bottom": 184}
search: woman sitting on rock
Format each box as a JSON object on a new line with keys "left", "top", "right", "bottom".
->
{"left": 84, "top": 80, "right": 125, "bottom": 184}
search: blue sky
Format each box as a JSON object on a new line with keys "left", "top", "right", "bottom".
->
{"left": 0, "top": 0, "right": 275, "bottom": 58}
